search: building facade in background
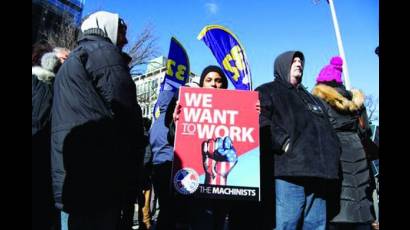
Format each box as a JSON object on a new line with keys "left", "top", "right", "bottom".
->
{"left": 32, "top": 0, "right": 84, "bottom": 44}
{"left": 370, "top": 124, "right": 379, "bottom": 147}
{"left": 369, "top": 124, "right": 379, "bottom": 223}
{"left": 133, "top": 56, "right": 198, "bottom": 119}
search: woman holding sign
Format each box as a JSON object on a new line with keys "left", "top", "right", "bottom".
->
{"left": 173, "top": 65, "right": 261, "bottom": 230}
{"left": 150, "top": 64, "right": 229, "bottom": 230}
{"left": 171, "top": 65, "right": 231, "bottom": 230}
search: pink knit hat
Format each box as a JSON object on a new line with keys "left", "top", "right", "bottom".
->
{"left": 316, "top": 56, "right": 343, "bottom": 84}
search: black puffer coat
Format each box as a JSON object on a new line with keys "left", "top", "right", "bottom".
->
{"left": 32, "top": 63, "right": 56, "bottom": 227}
{"left": 312, "top": 83, "right": 375, "bottom": 223}
{"left": 51, "top": 34, "right": 144, "bottom": 213}
{"left": 255, "top": 51, "right": 341, "bottom": 179}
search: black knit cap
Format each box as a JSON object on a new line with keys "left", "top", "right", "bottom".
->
{"left": 199, "top": 65, "right": 228, "bottom": 89}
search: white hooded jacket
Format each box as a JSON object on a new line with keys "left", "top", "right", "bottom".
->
{"left": 80, "top": 11, "right": 119, "bottom": 45}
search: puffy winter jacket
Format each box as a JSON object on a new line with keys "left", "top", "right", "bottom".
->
{"left": 51, "top": 32, "right": 144, "bottom": 213}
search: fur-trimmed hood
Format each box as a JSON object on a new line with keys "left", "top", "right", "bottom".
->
{"left": 32, "top": 51, "right": 61, "bottom": 84}
{"left": 312, "top": 84, "right": 365, "bottom": 112}
{"left": 32, "top": 66, "right": 55, "bottom": 84}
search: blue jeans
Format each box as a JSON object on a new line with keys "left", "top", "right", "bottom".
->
{"left": 67, "top": 207, "right": 121, "bottom": 230}
{"left": 275, "top": 178, "right": 326, "bottom": 230}
{"left": 61, "top": 211, "right": 69, "bottom": 230}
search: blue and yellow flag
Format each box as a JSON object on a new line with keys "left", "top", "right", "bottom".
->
{"left": 153, "top": 37, "right": 190, "bottom": 120}
{"left": 160, "top": 37, "right": 190, "bottom": 92}
{"left": 198, "top": 25, "right": 252, "bottom": 90}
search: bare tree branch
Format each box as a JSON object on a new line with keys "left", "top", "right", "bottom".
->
{"left": 127, "top": 23, "right": 160, "bottom": 70}
{"left": 41, "top": 12, "right": 79, "bottom": 50}
{"left": 365, "top": 94, "right": 379, "bottom": 123}
{"left": 43, "top": 17, "right": 160, "bottom": 68}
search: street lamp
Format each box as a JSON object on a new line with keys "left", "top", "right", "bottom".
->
{"left": 327, "top": 0, "right": 351, "bottom": 90}
{"left": 315, "top": 0, "right": 351, "bottom": 90}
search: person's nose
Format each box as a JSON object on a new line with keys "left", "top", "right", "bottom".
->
{"left": 211, "top": 80, "right": 217, "bottom": 88}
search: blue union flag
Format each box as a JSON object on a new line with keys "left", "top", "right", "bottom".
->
{"left": 159, "top": 37, "right": 190, "bottom": 92}
{"left": 153, "top": 37, "right": 190, "bottom": 120}
{"left": 198, "top": 25, "right": 252, "bottom": 90}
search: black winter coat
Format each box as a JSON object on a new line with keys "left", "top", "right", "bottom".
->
{"left": 32, "top": 67, "right": 55, "bottom": 227}
{"left": 255, "top": 51, "right": 341, "bottom": 179}
{"left": 51, "top": 34, "right": 144, "bottom": 213}
{"left": 32, "top": 73, "right": 53, "bottom": 136}
{"left": 312, "top": 83, "right": 363, "bottom": 132}
{"left": 312, "top": 83, "right": 375, "bottom": 223}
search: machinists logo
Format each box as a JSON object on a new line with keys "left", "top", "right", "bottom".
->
{"left": 174, "top": 168, "right": 200, "bottom": 195}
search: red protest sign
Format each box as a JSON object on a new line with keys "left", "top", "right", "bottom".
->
{"left": 173, "top": 87, "right": 260, "bottom": 201}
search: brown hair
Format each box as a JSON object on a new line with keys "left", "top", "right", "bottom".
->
{"left": 32, "top": 40, "right": 53, "bottom": 66}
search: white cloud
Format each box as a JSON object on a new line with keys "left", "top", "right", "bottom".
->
{"left": 205, "top": 3, "right": 219, "bottom": 14}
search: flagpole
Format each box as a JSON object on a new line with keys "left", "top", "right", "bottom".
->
{"left": 327, "top": 0, "right": 351, "bottom": 90}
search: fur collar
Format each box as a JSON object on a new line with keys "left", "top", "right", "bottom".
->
{"left": 312, "top": 84, "right": 365, "bottom": 112}
{"left": 32, "top": 66, "right": 55, "bottom": 84}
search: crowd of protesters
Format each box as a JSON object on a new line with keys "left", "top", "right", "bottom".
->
{"left": 32, "top": 10, "right": 379, "bottom": 230}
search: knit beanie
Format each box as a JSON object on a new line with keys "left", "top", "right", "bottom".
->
{"left": 316, "top": 56, "right": 343, "bottom": 84}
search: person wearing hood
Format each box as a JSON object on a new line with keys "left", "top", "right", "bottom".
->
{"left": 32, "top": 46, "right": 69, "bottom": 230}
{"left": 51, "top": 11, "right": 144, "bottom": 230}
{"left": 172, "top": 65, "right": 257, "bottom": 230}
{"left": 312, "top": 56, "right": 375, "bottom": 230}
{"left": 255, "top": 51, "right": 341, "bottom": 230}
{"left": 118, "top": 50, "right": 145, "bottom": 230}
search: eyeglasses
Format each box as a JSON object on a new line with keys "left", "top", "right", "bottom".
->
{"left": 119, "top": 18, "right": 126, "bottom": 27}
